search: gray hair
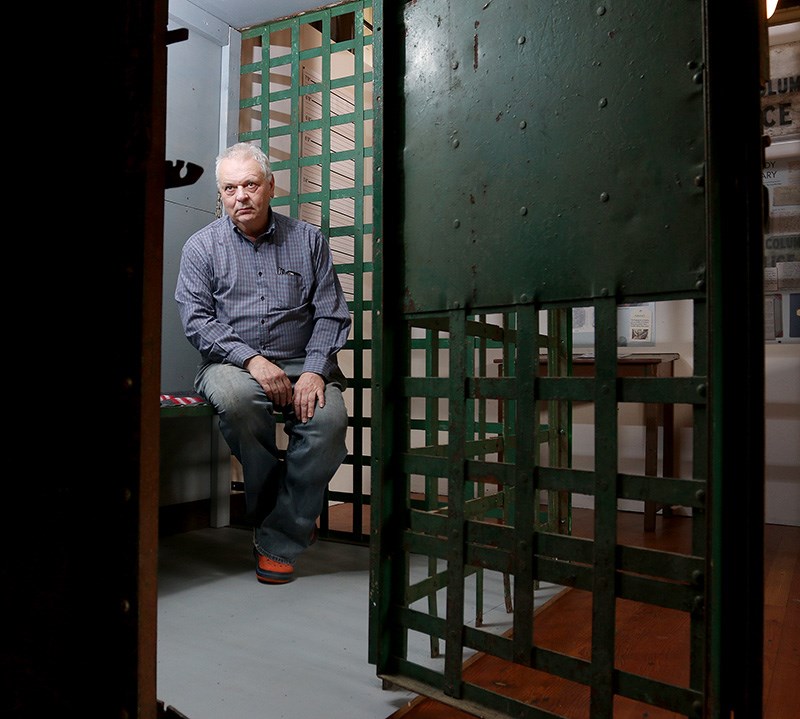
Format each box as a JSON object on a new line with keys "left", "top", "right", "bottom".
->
{"left": 215, "top": 142, "right": 272, "bottom": 188}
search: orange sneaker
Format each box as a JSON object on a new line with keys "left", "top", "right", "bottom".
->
{"left": 254, "top": 550, "right": 294, "bottom": 584}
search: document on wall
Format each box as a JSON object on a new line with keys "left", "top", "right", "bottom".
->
{"left": 571, "top": 303, "right": 656, "bottom": 347}
{"left": 765, "top": 261, "right": 800, "bottom": 342}
{"left": 765, "top": 293, "right": 781, "bottom": 341}
{"left": 777, "top": 261, "right": 800, "bottom": 291}
{"left": 627, "top": 305, "right": 653, "bottom": 343}
{"left": 762, "top": 134, "right": 798, "bottom": 343}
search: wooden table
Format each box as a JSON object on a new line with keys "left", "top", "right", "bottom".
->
{"left": 538, "top": 352, "right": 680, "bottom": 531}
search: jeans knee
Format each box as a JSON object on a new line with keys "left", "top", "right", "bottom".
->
{"left": 318, "top": 397, "right": 348, "bottom": 438}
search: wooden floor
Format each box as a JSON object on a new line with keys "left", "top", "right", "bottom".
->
{"left": 349, "top": 509, "right": 799, "bottom": 719}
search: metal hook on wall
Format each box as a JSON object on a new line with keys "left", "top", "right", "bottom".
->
{"left": 165, "top": 159, "right": 204, "bottom": 189}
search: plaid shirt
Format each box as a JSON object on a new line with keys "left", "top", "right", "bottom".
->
{"left": 176, "top": 210, "right": 351, "bottom": 379}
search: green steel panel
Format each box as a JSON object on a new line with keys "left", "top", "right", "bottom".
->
{"left": 401, "top": 0, "right": 705, "bottom": 312}
{"left": 371, "top": 1, "right": 766, "bottom": 718}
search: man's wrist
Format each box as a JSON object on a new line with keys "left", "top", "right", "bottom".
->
{"left": 243, "top": 354, "right": 261, "bottom": 370}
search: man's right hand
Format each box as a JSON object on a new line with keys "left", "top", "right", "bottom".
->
{"left": 244, "top": 355, "right": 293, "bottom": 407}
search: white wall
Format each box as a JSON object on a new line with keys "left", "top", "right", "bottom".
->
{"left": 162, "top": 0, "right": 237, "bottom": 393}
{"left": 160, "top": 0, "right": 239, "bottom": 506}
{"left": 764, "top": 344, "right": 800, "bottom": 525}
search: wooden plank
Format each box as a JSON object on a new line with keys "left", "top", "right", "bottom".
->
{"left": 763, "top": 524, "right": 800, "bottom": 719}
{"left": 388, "top": 584, "right": 685, "bottom": 719}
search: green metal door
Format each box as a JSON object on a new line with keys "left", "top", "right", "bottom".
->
{"left": 370, "top": 1, "right": 766, "bottom": 718}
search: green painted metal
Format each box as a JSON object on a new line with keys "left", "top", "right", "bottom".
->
{"left": 371, "top": 1, "right": 765, "bottom": 718}
{"left": 399, "top": 0, "right": 705, "bottom": 312}
{"left": 231, "top": 1, "right": 764, "bottom": 716}
{"left": 238, "top": 0, "right": 375, "bottom": 543}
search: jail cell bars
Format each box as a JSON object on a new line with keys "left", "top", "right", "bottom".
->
{"left": 238, "top": 1, "right": 375, "bottom": 542}
{"left": 370, "top": 302, "right": 709, "bottom": 718}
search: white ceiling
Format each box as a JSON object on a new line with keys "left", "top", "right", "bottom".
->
{"left": 189, "top": 0, "right": 324, "bottom": 29}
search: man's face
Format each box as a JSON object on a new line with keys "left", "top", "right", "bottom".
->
{"left": 217, "top": 156, "right": 275, "bottom": 238}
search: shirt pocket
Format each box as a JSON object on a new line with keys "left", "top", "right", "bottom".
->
{"left": 272, "top": 274, "right": 305, "bottom": 310}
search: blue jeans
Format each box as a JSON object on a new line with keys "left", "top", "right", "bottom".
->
{"left": 195, "top": 358, "right": 348, "bottom": 564}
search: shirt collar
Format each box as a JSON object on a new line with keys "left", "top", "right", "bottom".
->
{"left": 228, "top": 209, "right": 276, "bottom": 244}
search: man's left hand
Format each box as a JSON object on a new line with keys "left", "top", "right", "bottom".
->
{"left": 292, "top": 372, "right": 326, "bottom": 423}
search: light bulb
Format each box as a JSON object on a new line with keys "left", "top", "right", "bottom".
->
{"left": 767, "top": 0, "right": 779, "bottom": 19}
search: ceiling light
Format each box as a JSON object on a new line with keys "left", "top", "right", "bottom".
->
{"left": 767, "top": 0, "right": 780, "bottom": 18}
